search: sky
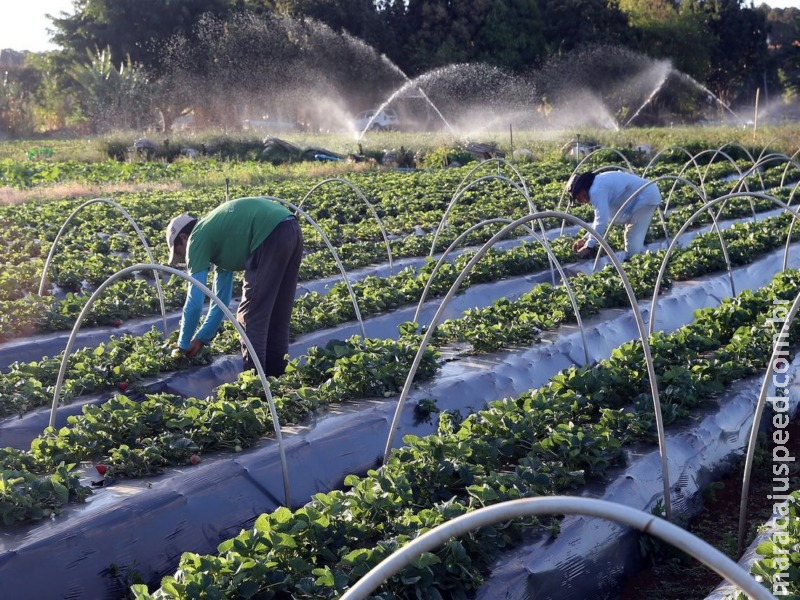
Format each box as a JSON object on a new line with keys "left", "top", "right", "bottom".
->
{"left": 1, "top": 0, "right": 800, "bottom": 53}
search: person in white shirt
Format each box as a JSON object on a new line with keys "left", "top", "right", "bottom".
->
{"left": 566, "top": 170, "right": 661, "bottom": 261}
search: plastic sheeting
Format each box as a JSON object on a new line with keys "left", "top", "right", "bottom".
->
{"left": 475, "top": 364, "right": 800, "bottom": 600}
{"left": 705, "top": 512, "right": 788, "bottom": 600}
{"left": 0, "top": 269, "right": 576, "bottom": 451}
{"left": 0, "top": 244, "right": 797, "bottom": 598}
{"left": 2, "top": 204, "right": 775, "bottom": 370}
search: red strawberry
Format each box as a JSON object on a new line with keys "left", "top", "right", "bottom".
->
{"left": 118, "top": 382, "right": 129, "bottom": 392}
{"left": 96, "top": 464, "right": 108, "bottom": 475}
{"left": 189, "top": 454, "right": 201, "bottom": 465}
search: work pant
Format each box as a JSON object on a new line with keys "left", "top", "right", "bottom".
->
{"left": 237, "top": 217, "right": 303, "bottom": 376}
{"left": 623, "top": 203, "right": 658, "bottom": 258}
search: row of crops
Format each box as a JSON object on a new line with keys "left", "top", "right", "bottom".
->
{"left": 1, "top": 147, "right": 790, "bottom": 340}
{"left": 1, "top": 144, "right": 799, "bottom": 598}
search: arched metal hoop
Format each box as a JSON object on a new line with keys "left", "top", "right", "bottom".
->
{"left": 384, "top": 211, "right": 672, "bottom": 520}
{"left": 411, "top": 217, "right": 590, "bottom": 366}
{"left": 38, "top": 197, "right": 168, "bottom": 334}
{"left": 429, "top": 174, "right": 536, "bottom": 257}
{"left": 778, "top": 147, "right": 800, "bottom": 188}
{"left": 574, "top": 147, "right": 635, "bottom": 175}
{"left": 339, "top": 497, "right": 774, "bottom": 600}
{"left": 685, "top": 148, "right": 757, "bottom": 223}
{"left": 642, "top": 145, "right": 705, "bottom": 193}
{"left": 297, "top": 178, "right": 395, "bottom": 275}
{"left": 781, "top": 180, "right": 800, "bottom": 272}
{"left": 47, "top": 263, "right": 292, "bottom": 508}
{"left": 712, "top": 142, "right": 764, "bottom": 191}
{"left": 738, "top": 288, "right": 800, "bottom": 553}
{"left": 648, "top": 192, "right": 800, "bottom": 336}
{"left": 452, "top": 157, "right": 531, "bottom": 202}
{"left": 263, "top": 196, "right": 366, "bottom": 338}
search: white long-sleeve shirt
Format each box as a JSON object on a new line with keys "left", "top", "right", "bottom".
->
{"left": 582, "top": 171, "right": 661, "bottom": 248}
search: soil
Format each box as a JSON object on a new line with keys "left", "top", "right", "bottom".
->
{"left": 619, "top": 417, "right": 800, "bottom": 600}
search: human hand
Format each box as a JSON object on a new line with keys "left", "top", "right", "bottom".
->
{"left": 186, "top": 339, "right": 205, "bottom": 358}
{"left": 170, "top": 343, "right": 185, "bottom": 360}
{"left": 572, "top": 238, "right": 586, "bottom": 253}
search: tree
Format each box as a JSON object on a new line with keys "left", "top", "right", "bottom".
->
{"left": 537, "top": 0, "right": 632, "bottom": 55}
{"left": 474, "top": 0, "right": 548, "bottom": 71}
{"left": 760, "top": 5, "right": 800, "bottom": 106}
{"left": 619, "top": 0, "right": 711, "bottom": 81}
{"left": 69, "top": 47, "right": 155, "bottom": 133}
{"left": 50, "top": 0, "right": 234, "bottom": 77}
{"left": 0, "top": 60, "right": 38, "bottom": 137}
{"left": 681, "top": 0, "right": 768, "bottom": 108}
{"left": 274, "top": 0, "right": 386, "bottom": 49}
{"left": 392, "top": 0, "right": 546, "bottom": 75}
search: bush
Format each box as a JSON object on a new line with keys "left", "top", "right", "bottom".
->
{"left": 419, "top": 146, "right": 475, "bottom": 169}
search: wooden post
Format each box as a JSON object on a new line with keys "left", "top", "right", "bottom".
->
{"left": 753, "top": 87, "right": 760, "bottom": 139}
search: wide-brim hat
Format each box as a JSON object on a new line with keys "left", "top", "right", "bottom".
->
{"left": 166, "top": 214, "right": 194, "bottom": 266}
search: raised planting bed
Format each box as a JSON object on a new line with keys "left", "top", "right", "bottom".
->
{"left": 0, "top": 157, "right": 791, "bottom": 347}
{"left": 473, "top": 363, "right": 799, "bottom": 599}
{"left": 122, "top": 268, "right": 800, "bottom": 599}
{"left": 704, "top": 493, "right": 800, "bottom": 599}
{"left": 1, "top": 245, "right": 798, "bottom": 598}
{"left": 3, "top": 213, "right": 797, "bottom": 447}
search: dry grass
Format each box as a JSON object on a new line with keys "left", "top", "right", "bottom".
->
{"left": 0, "top": 181, "right": 182, "bottom": 205}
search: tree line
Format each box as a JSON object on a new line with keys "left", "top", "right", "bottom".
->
{"left": 1, "top": 0, "right": 799, "bottom": 137}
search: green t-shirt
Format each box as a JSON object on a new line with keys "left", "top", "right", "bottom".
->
{"left": 186, "top": 197, "right": 292, "bottom": 273}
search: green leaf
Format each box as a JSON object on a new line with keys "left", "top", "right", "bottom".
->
{"left": 411, "top": 552, "right": 441, "bottom": 569}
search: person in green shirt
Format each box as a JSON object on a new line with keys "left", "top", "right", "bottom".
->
{"left": 165, "top": 196, "right": 303, "bottom": 376}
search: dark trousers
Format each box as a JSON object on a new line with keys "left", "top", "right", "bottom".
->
{"left": 237, "top": 217, "right": 303, "bottom": 376}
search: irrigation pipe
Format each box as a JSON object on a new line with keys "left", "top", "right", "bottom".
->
{"left": 38, "top": 197, "right": 168, "bottom": 335}
{"left": 263, "top": 196, "right": 366, "bottom": 338}
{"left": 339, "top": 497, "right": 774, "bottom": 600}
{"left": 47, "top": 263, "right": 292, "bottom": 508}
{"left": 297, "top": 178, "right": 395, "bottom": 275}
{"left": 383, "top": 211, "right": 672, "bottom": 520}
{"left": 411, "top": 216, "right": 590, "bottom": 366}
{"left": 648, "top": 192, "right": 800, "bottom": 336}
{"left": 737, "top": 288, "right": 800, "bottom": 553}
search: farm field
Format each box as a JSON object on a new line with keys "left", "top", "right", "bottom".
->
{"left": 1, "top": 131, "right": 799, "bottom": 599}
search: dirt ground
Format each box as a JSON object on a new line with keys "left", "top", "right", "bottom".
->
{"left": 619, "top": 417, "right": 800, "bottom": 599}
